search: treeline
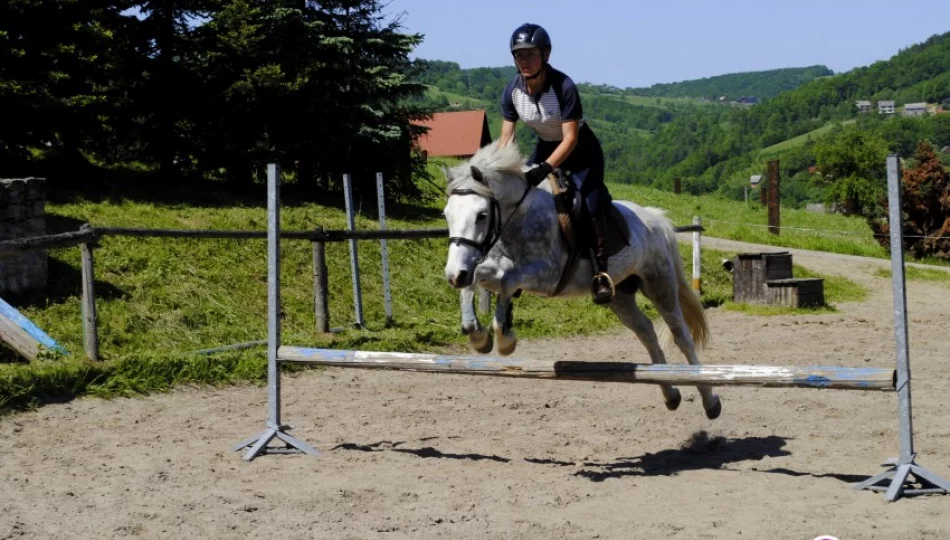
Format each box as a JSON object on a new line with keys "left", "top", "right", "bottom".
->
{"left": 0, "top": 0, "right": 428, "bottom": 199}
{"left": 625, "top": 65, "right": 834, "bottom": 100}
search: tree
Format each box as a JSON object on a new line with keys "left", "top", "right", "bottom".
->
{"left": 811, "top": 124, "right": 889, "bottom": 215}
{"left": 872, "top": 141, "right": 950, "bottom": 259}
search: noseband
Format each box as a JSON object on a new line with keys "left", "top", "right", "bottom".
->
{"left": 448, "top": 185, "right": 531, "bottom": 264}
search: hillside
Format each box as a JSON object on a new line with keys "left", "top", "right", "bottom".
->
{"left": 624, "top": 65, "right": 834, "bottom": 99}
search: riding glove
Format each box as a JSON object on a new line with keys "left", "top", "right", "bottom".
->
{"left": 525, "top": 162, "right": 553, "bottom": 186}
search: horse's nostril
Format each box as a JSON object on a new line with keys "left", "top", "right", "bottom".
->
{"left": 457, "top": 270, "right": 468, "bottom": 285}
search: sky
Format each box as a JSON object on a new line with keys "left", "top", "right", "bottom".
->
{"left": 383, "top": 0, "right": 950, "bottom": 89}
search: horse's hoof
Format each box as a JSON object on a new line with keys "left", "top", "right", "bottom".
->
{"left": 497, "top": 335, "right": 517, "bottom": 356}
{"left": 470, "top": 329, "right": 493, "bottom": 354}
{"left": 665, "top": 390, "right": 682, "bottom": 411}
{"left": 704, "top": 398, "right": 722, "bottom": 420}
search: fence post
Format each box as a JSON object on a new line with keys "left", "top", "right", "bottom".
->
{"left": 691, "top": 216, "right": 702, "bottom": 294}
{"left": 79, "top": 224, "right": 99, "bottom": 361}
{"left": 342, "top": 173, "right": 365, "bottom": 328}
{"left": 768, "top": 159, "right": 781, "bottom": 235}
{"left": 312, "top": 227, "right": 329, "bottom": 334}
{"left": 376, "top": 172, "right": 393, "bottom": 327}
{"left": 673, "top": 177, "right": 681, "bottom": 195}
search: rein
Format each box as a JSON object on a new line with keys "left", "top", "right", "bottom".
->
{"left": 448, "top": 184, "right": 532, "bottom": 264}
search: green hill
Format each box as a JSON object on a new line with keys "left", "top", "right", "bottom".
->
{"left": 625, "top": 66, "right": 834, "bottom": 99}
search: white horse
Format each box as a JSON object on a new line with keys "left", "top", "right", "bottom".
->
{"left": 442, "top": 142, "right": 721, "bottom": 419}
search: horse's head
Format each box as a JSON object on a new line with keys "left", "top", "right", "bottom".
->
{"left": 443, "top": 142, "right": 526, "bottom": 288}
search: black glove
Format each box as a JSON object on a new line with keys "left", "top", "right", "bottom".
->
{"left": 525, "top": 162, "right": 553, "bottom": 186}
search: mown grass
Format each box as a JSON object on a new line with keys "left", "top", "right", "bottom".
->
{"left": 0, "top": 175, "right": 880, "bottom": 413}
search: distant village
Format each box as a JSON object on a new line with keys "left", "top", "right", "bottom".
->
{"left": 854, "top": 98, "right": 950, "bottom": 117}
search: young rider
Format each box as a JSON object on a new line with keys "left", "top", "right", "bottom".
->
{"left": 498, "top": 22, "right": 614, "bottom": 304}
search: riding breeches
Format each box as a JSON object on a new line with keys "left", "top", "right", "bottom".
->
{"left": 529, "top": 123, "right": 610, "bottom": 218}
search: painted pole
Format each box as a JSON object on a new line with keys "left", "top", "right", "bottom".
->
{"left": 342, "top": 174, "right": 365, "bottom": 328}
{"left": 692, "top": 216, "right": 702, "bottom": 293}
{"left": 376, "top": 172, "right": 393, "bottom": 327}
{"left": 278, "top": 347, "right": 896, "bottom": 391}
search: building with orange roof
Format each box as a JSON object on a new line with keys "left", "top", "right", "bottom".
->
{"left": 413, "top": 110, "right": 492, "bottom": 159}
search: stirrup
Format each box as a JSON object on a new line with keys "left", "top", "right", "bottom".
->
{"left": 591, "top": 272, "right": 615, "bottom": 305}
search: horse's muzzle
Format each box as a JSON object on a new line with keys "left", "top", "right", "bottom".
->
{"left": 447, "top": 269, "right": 473, "bottom": 288}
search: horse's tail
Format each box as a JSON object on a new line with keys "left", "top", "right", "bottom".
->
{"left": 647, "top": 208, "right": 709, "bottom": 351}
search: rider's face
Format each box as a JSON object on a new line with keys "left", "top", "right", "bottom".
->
{"left": 514, "top": 48, "right": 543, "bottom": 77}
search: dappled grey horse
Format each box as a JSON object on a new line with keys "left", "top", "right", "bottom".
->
{"left": 442, "top": 142, "right": 721, "bottom": 419}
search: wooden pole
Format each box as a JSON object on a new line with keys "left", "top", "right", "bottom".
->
{"left": 278, "top": 347, "right": 896, "bottom": 391}
{"left": 79, "top": 224, "right": 99, "bottom": 361}
{"left": 768, "top": 159, "right": 781, "bottom": 235}
{"left": 312, "top": 228, "right": 330, "bottom": 334}
{"left": 673, "top": 177, "right": 681, "bottom": 195}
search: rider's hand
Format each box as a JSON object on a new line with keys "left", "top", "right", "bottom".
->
{"left": 525, "top": 162, "right": 553, "bottom": 186}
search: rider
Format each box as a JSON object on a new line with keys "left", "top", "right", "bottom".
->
{"left": 498, "top": 22, "right": 614, "bottom": 305}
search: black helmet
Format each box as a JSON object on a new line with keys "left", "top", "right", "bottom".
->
{"left": 510, "top": 23, "right": 551, "bottom": 53}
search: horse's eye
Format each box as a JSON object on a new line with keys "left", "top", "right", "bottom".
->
{"left": 476, "top": 212, "right": 488, "bottom": 222}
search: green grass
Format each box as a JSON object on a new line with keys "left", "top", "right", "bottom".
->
{"left": 618, "top": 94, "right": 712, "bottom": 109}
{"left": 0, "top": 177, "right": 876, "bottom": 413}
{"left": 873, "top": 265, "right": 950, "bottom": 284}
{"left": 607, "top": 183, "right": 888, "bottom": 258}
{"left": 757, "top": 120, "right": 855, "bottom": 156}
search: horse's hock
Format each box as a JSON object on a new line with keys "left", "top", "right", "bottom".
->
{"left": 0, "top": 178, "right": 48, "bottom": 295}
{"left": 730, "top": 252, "right": 824, "bottom": 308}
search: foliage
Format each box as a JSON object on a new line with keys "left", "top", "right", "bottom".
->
{"left": 869, "top": 141, "right": 950, "bottom": 259}
{"left": 624, "top": 65, "right": 834, "bottom": 100}
{"left": 0, "top": 0, "right": 429, "bottom": 201}
{"left": 811, "top": 124, "right": 889, "bottom": 215}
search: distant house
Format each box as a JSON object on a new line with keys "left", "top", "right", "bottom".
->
{"left": 412, "top": 110, "right": 492, "bottom": 160}
{"left": 878, "top": 100, "right": 895, "bottom": 115}
{"left": 941, "top": 145, "right": 950, "bottom": 154}
{"left": 736, "top": 96, "right": 759, "bottom": 107}
{"left": 855, "top": 100, "right": 872, "bottom": 113}
{"left": 903, "top": 103, "right": 928, "bottom": 117}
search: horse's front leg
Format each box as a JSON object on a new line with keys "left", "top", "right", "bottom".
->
{"left": 487, "top": 261, "right": 560, "bottom": 356}
{"left": 460, "top": 286, "right": 492, "bottom": 353}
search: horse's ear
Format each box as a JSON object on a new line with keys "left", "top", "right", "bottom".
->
{"left": 470, "top": 166, "right": 485, "bottom": 184}
{"left": 440, "top": 164, "right": 450, "bottom": 180}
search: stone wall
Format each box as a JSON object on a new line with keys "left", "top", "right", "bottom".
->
{"left": 0, "top": 178, "right": 48, "bottom": 295}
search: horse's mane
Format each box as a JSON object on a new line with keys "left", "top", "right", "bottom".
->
{"left": 445, "top": 142, "right": 525, "bottom": 197}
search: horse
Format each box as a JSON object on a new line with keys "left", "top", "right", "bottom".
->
{"left": 441, "top": 141, "right": 722, "bottom": 419}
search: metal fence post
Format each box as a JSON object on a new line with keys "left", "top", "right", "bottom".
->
{"left": 376, "top": 172, "right": 393, "bottom": 327}
{"left": 342, "top": 173, "right": 365, "bottom": 328}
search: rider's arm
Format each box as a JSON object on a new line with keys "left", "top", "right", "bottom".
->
{"left": 499, "top": 119, "right": 517, "bottom": 148}
{"left": 540, "top": 120, "right": 579, "bottom": 169}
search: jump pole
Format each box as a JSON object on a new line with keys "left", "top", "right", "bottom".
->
{"left": 278, "top": 347, "right": 895, "bottom": 391}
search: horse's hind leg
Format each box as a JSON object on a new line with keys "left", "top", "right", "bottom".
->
{"left": 645, "top": 281, "right": 721, "bottom": 420}
{"left": 610, "top": 287, "right": 682, "bottom": 411}
{"left": 460, "top": 287, "right": 492, "bottom": 353}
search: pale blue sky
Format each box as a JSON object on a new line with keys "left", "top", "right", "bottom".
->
{"left": 383, "top": 0, "right": 949, "bottom": 88}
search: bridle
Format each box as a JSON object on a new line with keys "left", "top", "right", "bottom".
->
{"left": 448, "top": 184, "right": 531, "bottom": 264}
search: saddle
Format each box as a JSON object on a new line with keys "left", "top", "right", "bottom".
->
{"left": 546, "top": 170, "right": 630, "bottom": 295}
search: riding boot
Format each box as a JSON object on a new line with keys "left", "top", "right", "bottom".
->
{"left": 590, "top": 215, "right": 615, "bottom": 304}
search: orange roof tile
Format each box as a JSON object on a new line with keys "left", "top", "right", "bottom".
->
{"left": 413, "top": 111, "right": 492, "bottom": 158}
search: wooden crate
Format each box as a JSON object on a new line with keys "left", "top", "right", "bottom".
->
{"left": 766, "top": 278, "right": 825, "bottom": 308}
{"left": 732, "top": 252, "right": 793, "bottom": 304}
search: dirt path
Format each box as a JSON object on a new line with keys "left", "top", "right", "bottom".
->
{"left": 2, "top": 239, "right": 950, "bottom": 540}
